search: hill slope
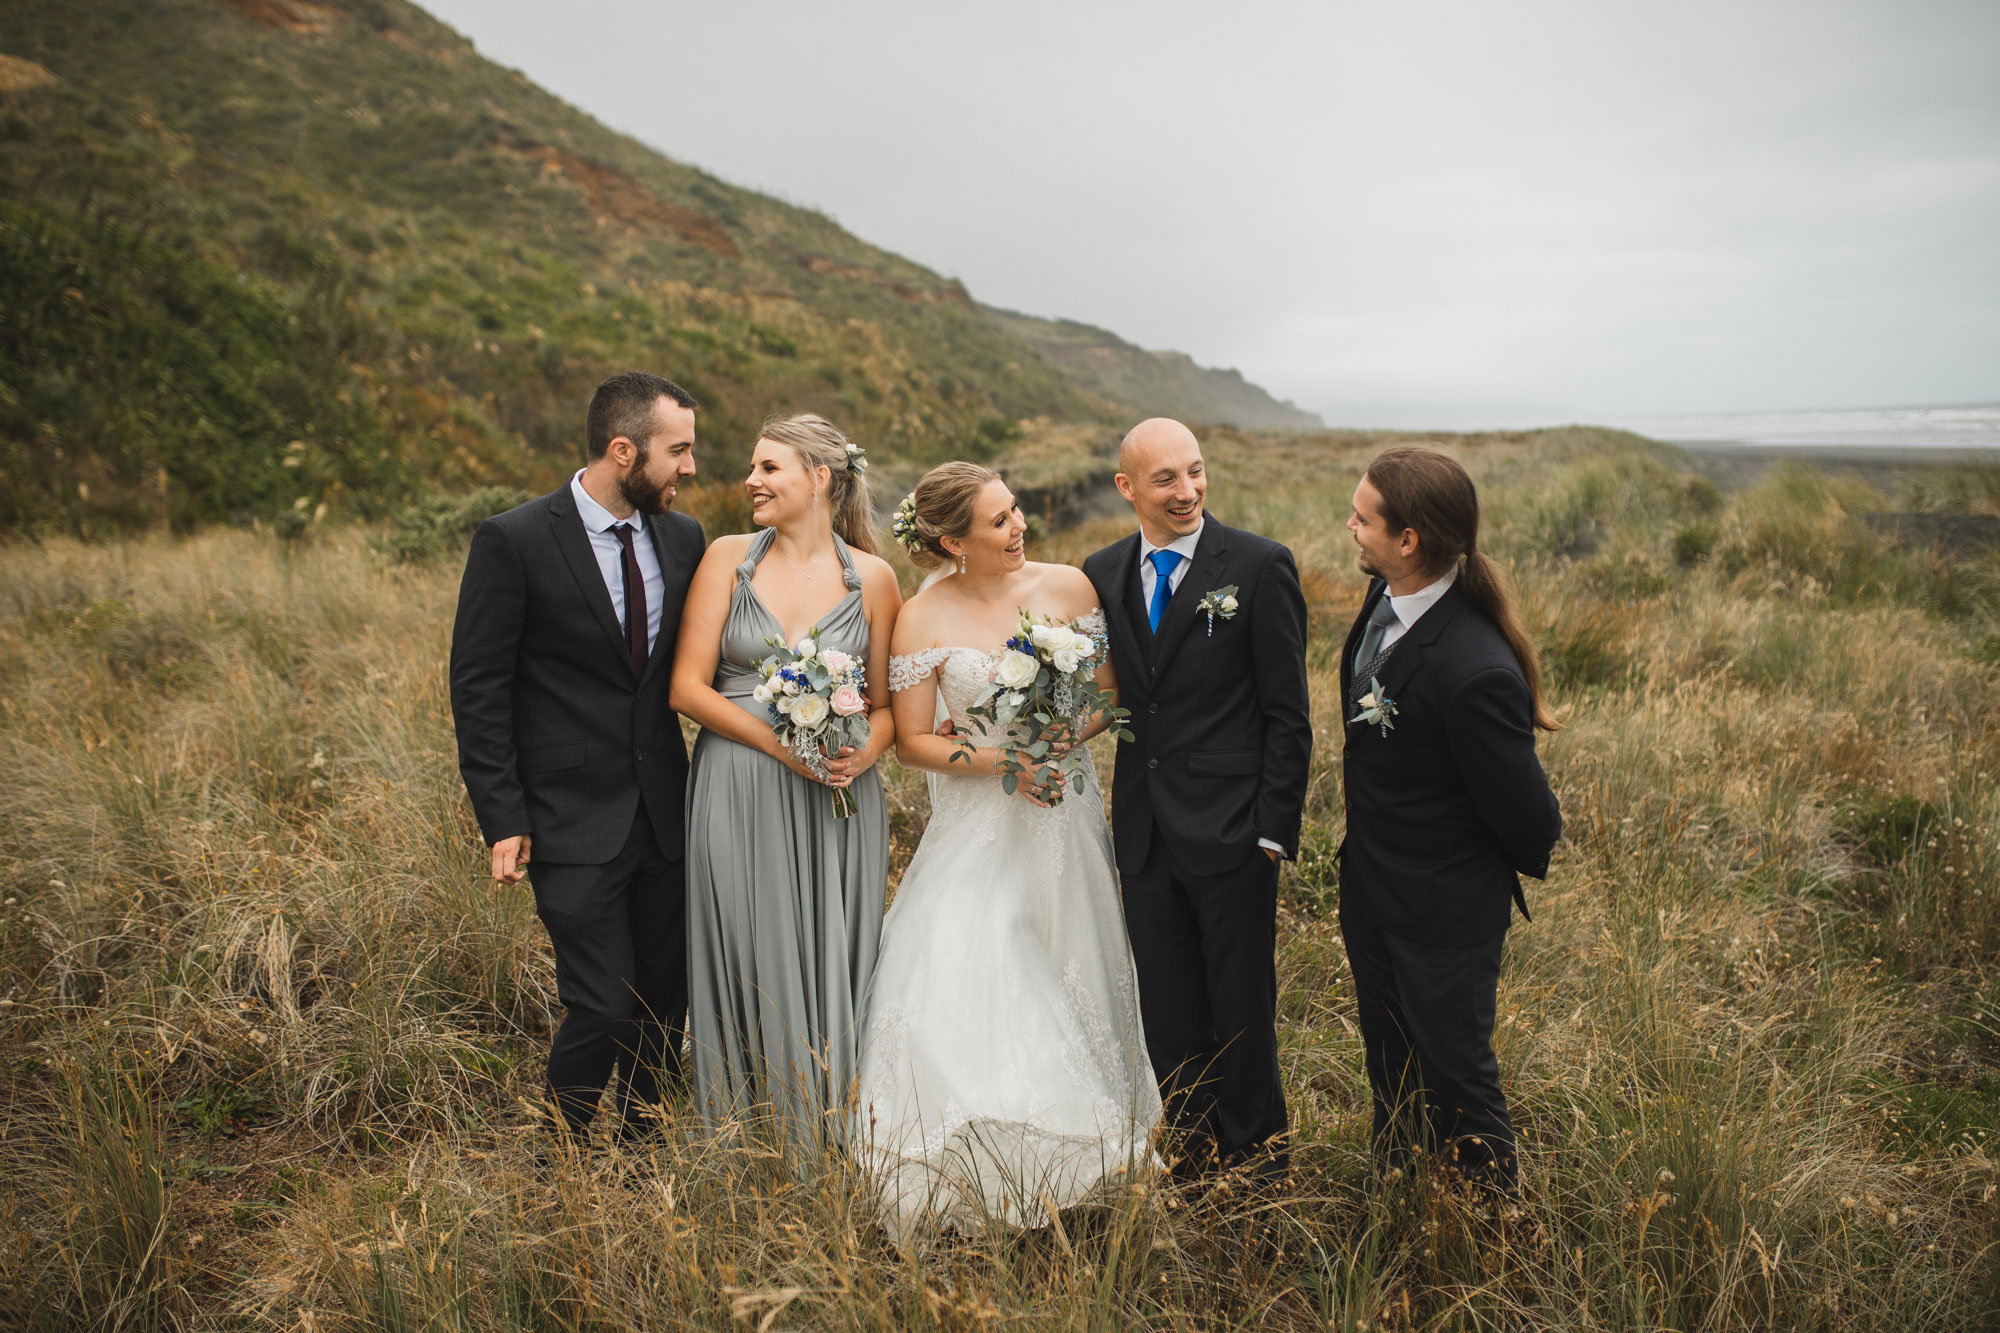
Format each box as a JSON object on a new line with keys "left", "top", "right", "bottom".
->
{"left": 986, "top": 308, "right": 1321, "bottom": 431}
{"left": 0, "top": 0, "right": 1311, "bottom": 533}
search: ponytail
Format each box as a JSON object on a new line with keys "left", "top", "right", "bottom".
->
{"left": 1460, "top": 550, "right": 1559, "bottom": 732}
{"left": 827, "top": 466, "right": 879, "bottom": 557}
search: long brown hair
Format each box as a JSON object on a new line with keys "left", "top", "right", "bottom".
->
{"left": 757, "top": 413, "right": 878, "bottom": 556}
{"left": 1364, "top": 446, "right": 1559, "bottom": 732}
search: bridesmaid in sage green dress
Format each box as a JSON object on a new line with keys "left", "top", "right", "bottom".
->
{"left": 669, "top": 413, "right": 901, "bottom": 1155}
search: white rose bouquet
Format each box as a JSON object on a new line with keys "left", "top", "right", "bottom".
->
{"left": 753, "top": 628, "right": 872, "bottom": 817}
{"left": 951, "top": 611, "right": 1132, "bottom": 805}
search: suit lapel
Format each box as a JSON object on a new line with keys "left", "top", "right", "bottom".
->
{"left": 1341, "top": 579, "right": 1385, "bottom": 700}
{"left": 1148, "top": 520, "right": 1229, "bottom": 683}
{"left": 1093, "top": 535, "right": 1151, "bottom": 699}
{"left": 1369, "top": 583, "right": 1467, "bottom": 711}
{"left": 638, "top": 513, "right": 678, "bottom": 686}
{"left": 1122, "top": 536, "right": 1153, "bottom": 649}
{"left": 548, "top": 491, "right": 634, "bottom": 675}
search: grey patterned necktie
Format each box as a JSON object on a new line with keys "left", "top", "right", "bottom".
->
{"left": 1351, "top": 594, "right": 1400, "bottom": 681}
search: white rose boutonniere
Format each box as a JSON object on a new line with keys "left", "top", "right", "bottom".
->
{"left": 1349, "top": 676, "right": 1399, "bottom": 737}
{"left": 1196, "top": 585, "right": 1240, "bottom": 637}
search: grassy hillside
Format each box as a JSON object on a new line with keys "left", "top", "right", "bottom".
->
{"left": 0, "top": 0, "right": 1313, "bottom": 536}
{"left": 1, "top": 431, "right": 1996, "bottom": 1329}
{"left": 987, "top": 307, "right": 1324, "bottom": 431}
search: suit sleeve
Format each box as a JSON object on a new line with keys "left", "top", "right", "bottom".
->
{"left": 1444, "top": 666, "right": 1562, "bottom": 878}
{"left": 1250, "top": 545, "right": 1314, "bottom": 860}
{"left": 449, "top": 518, "right": 531, "bottom": 845}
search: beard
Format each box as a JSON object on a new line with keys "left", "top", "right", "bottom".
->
{"left": 617, "top": 445, "right": 671, "bottom": 516}
{"left": 1355, "top": 547, "right": 1381, "bottom": 577}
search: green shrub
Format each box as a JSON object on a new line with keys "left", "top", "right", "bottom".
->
{"left": 1673, "top": 521, "right": 1719, "bottom": 566}
{"left": 376, "top": 487, "right": 534, "bottom": 565}
{"left": 1680, "top": 474, "right": 1725, "bottom": 516}
{"left": 1541, "top": 600, "right": 1637, "bottom": 689}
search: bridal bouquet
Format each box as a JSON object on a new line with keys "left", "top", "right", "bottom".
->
{"left": 952, "top": 611, "right": 1132, "bottom": 805}
{"left": 753, "top": 629, "right": 871, "bottom": 817}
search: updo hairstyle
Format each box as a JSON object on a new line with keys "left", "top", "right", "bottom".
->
{"left": 757, "top": 413, "right": 877, "bottom": 555}
{"left": 899, "top": 461, "right": 1000, "bottom": 570}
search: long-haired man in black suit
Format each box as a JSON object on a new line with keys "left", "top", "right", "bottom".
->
{"left": 1338, "top": 446, "right": 1562, "bottom": 1193}
{"left": 450, "top": 371, "right": 705, "bottom": 1146}
{"left": 1082, "top": 418, "right": 1313, "bottom": 1181}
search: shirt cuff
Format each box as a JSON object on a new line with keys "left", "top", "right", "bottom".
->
{"left": 1258, "top": 838, "right": 1287, "bottom": 860}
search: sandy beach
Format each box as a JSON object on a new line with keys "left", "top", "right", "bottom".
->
{"left": 1673, "top": 439, "right": 2000, "bottom": 491}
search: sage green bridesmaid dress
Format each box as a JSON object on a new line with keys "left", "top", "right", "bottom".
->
{"left": 685, "top": 527, "right": 888, "bottom": 1154}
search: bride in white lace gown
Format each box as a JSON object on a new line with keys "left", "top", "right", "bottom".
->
{"left": 854, "top": 464, "right": 1160, "bottom": 1241}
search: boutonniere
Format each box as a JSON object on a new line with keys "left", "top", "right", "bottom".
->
{"left": 1196, "top": 585, "right": 1239, "bottom": 637}
{"left": 1349, "top": 676, "right": 1399, "bottom": 736}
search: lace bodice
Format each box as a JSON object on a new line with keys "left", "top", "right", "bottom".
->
{"left": 889, "top": 610, "right": 1108, "bottom": 741}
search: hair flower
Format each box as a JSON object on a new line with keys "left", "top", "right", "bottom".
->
{"left": 891, "top": 493, "right": 925, "bottom": 556}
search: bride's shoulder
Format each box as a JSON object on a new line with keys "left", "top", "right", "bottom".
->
{"left": 1027, "top": 561, "right": 1101, "bottom": 617}
{"left": 889, "top": 587, "right": 951, "bottom": 654}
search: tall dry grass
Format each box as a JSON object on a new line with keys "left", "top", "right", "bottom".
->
{"left": 1, "top": 429, "right": 1996, "bottom": 1329}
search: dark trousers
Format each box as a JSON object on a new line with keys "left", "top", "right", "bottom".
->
{"left": 1339, "top": 909, "right": 1517, "bottom": 1190}
{"left": 528, "top": 803, "right": 688, "bottom": 1138}
{"left": 1122, "top": 841, "right": 1288, "bottom": 1173}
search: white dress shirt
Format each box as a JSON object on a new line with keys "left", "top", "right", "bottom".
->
{"left": 1137, "top": 518, "right": 1204, "bottom": 606}
{"left": 571, "top": 470, "right": 664, "bottom": 653}
{"left": 1137, "top": 517, "right": 1285, "bottom": 860}
{"left": 1378, "top": 564, "right": 1459, "bottom": 653}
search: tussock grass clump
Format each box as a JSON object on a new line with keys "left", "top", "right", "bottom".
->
{"left": 2, "top": 429, "right": 1997, "bottom": 1329}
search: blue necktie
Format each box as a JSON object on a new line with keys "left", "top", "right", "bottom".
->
{"left": 1147, "top": 549, "right": 1183, "bottom": 633}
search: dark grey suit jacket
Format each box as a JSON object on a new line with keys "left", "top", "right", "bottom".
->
{"left": 449, "top": 487, "right": 705, "bottom": 865}
{"left": 1082, "top": 518, "right": 1313, "bottom": 877}
{"left": 1337, "top": 577, "right": 1561, "bottom": 945}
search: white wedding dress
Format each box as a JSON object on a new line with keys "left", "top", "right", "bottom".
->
{"left": 854, "top": 610, "right": 1162, "bottom": 1241}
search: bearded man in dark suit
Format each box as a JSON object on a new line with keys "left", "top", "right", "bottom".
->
{"left": 1338, "top": 445, "right": 1562, "bottom": 1193}
{"left": 450, "top": 371, "right": 704, "bottom": 1145}
{"left": 1082, "top": 418, "right": 1313, "bottom": 1181}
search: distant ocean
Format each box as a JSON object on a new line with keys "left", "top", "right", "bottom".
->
{"left": 1610, "top": 403, "right": 2000, "bottom": 450}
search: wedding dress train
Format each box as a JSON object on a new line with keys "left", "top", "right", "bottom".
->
{"left": 854, "top": 612, "right": 1161, "bottom": 1240}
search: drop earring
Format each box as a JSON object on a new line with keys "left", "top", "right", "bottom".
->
{"left": 958, "top": 551, "right": 967, "bottom": 576}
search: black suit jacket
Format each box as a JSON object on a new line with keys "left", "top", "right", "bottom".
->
{"left": 1337, "top": 577, "right": 1561, "bottom": 946}
{"left": 449, "top": 487, "right": 705, "bottom": 865}
{"left": 1083, "top": 519, "right": 1313, "bottom": 877}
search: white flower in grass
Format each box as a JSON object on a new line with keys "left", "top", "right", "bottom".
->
{"left": 1052, "top": 646, "right": 1083, "bottom": 674}
{"left": 1028, "top": 622, "right": 1068, "bottom": 652}
{"left": 794, "top": 636, "right": 816, "bottom": 658}
{"left": 753, "top": 683, "right": 775, "bottom": 705}
{"left": 790, "top": 693, "right": 830, "bottom": 728}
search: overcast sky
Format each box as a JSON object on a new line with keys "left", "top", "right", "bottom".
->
{"left": 422, "top": 0, "right": 1999, "bottom": 429}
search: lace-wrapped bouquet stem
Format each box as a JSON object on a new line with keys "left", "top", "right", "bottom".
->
{"left": 951, "top": 610, "right": 1131, "bottom": 805}
{"left": 754, "top": 626, "right": 872, "bottom": 817}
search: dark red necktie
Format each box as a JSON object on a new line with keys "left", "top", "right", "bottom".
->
{"left": 612, "top": 523, "right": 649, "bottom": 677}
